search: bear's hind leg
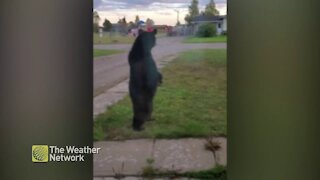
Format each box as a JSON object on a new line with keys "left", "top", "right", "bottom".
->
{"left": 132, "top": 98, "right": 148, "bottom": 131}
{"left": 146, "top": 98, "right": 154, "bottom": 121}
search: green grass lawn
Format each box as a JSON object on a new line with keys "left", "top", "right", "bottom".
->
{"left": 94, "top": 49, "right": 124, "bottom": 57}
{"left": 184, "top": 36, "right": 227, "bottom": 43}
{"left": 94, "top": 33, "right": 135, "bottom": 44}
{"left": 94, "top": 49, "right": 226, "bottom": 141}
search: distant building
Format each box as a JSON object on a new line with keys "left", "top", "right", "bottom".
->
{"left": 153, "top": 25, "right": 167, "bottom": 31}
{"left": 166, "top": 24, "right": 195, "bottom": 36}
{"left": 190, "top": 15, "right": 227, "bottom": 35}
{"left": 110, "top": 23, "right": 120, "bottom": 32}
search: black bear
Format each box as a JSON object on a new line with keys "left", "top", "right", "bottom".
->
{"left": 128, "top": 29, "right": 162, "bottom": 131}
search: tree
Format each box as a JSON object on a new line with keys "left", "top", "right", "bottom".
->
{"left": 93, "top": 11, "right": 100, "bottom": 33}
{"left": 128, "top": 21, "right": 135, "bottom": 29}
{"left": 135, "top": 15, "right": 140, "bottom": 25}
{"left": 118, "top": 17, "right": 128, "bottom": 34}
{"left": 204, "top": 0, "right": 220, "bottom": 16}
{"left": 185, "top": 14, "right": 191, "bottom": 25}
{"left": 118, "top": 17, "right": 127, "bottom": 27}
{"left": 117, "top": 18, "right": 122, "bottom": 24}
{"left": 103, "top": 18, "right": 112, "bottom": 31}
{"left": 122, "top": 17, "right": 127, "bottom": 26}
{"left": 93, "top": 11, "right": 100, "bottom": 24}
{"left": 189, "top": 0, "right": 200, "bottom": 16}
{"left": 185, "top": 0, "right": 200, "bottom": 25}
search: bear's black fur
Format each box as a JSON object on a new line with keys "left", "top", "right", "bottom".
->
{"left": 128, "top": 29, "right": 162, "bottom": 131}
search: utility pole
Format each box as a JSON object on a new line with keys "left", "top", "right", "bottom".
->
{"left": 174, "top": 9, "right": 180, "bottom": 26}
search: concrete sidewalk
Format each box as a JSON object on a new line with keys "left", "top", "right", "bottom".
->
{"left": 94, "top": 137, "right": 226, "bottom": 178}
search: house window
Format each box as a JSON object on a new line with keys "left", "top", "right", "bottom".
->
{"left": 218, "top": 23, "right": 221, "bottom": 28}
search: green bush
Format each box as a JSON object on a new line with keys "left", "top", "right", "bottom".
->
{"left": 197, "top": 23, "right": 217, "bottom": 37}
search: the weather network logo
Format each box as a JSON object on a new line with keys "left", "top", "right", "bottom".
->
{"left": 31, "top": 144, "right": 100, "bottom": 163}
{"left": 32, "top": 145, "right": 49, "bottom": 163}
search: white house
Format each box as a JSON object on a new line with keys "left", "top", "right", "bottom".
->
{"left": 190, "top": 15, "right": 227, "bottom": 35}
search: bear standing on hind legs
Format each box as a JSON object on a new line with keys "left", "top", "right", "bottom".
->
{"left": 128, "top": 29, "right": 162, "bottom": 131}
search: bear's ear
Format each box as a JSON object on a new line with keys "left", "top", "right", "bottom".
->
{"left": 138, "top": 29, "right": 144, "bottom": 35}
{"left": 153, "top": 29, "right": 157, "bottom": 35}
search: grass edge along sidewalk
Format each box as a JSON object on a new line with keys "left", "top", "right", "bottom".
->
{"left": 94, "top": 49, "right": 226, "bottom": 141}
{"left": 142, "top": 164, "right": 227, "bottom": 180}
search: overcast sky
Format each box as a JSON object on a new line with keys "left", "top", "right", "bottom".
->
{"left": 94, "top": 0, "right": 227, "bottom": 26}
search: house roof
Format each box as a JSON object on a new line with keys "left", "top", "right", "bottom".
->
{"left": 191, "top": 15, "right": 225, "bottom": 23}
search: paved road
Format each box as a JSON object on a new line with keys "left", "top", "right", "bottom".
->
{"left": 94, "top": 36, "right": 226, "bottom": 96}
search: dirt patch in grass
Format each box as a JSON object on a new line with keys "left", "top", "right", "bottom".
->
{"left": 94, "top": 49, "right": 226, "bottom": 140}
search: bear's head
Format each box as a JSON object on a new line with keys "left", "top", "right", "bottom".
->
{"left": 131, "top": 29, "right": 157, "bottom": 55}
{"left": 138, "top": 29, "right": 157, "bottom": 49}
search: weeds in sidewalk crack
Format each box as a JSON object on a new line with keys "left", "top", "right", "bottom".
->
{"left": 112, "top": 162, "right": 126, "bottom": 179}
{"left": 205, "top": 137, "right": 222, "bottom": 165}
{"left": 142, "top": 158, "right": 160, "bottom": 177}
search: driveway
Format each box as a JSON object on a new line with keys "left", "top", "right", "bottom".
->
{"left": 94, "top": 36, "right": 226, "bottom": 96}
